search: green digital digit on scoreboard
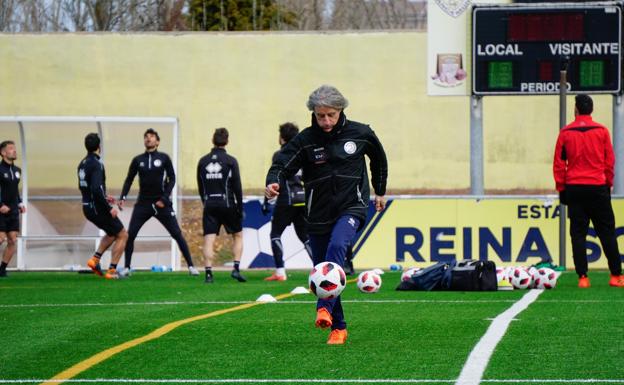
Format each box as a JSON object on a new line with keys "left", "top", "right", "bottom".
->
{"left": 488, "top": 61, "right": 513, "bottom": 89}
{"left": 579, "top": 60, "right": 605, "bottom": 88}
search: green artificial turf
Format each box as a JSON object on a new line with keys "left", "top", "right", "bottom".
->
{"left": 0, "top": 270, "right": 622, "bottom": 384}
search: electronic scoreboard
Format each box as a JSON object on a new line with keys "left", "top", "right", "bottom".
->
{"left": 472, "top": 3, "right": 622, "bottom": 95}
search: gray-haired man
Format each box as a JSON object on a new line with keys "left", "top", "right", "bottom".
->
{"left": 265, "top": 85, "right": 388, "bottom": 344}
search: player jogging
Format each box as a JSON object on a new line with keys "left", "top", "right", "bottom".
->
{"left": 78, "top": 133, "right": 128, "bottom": 279}
{"left": 197, "top": 128, "right": 246, "bottom": 284}
{"left": 262, "top": 122, "right": 313, "bottom": 281}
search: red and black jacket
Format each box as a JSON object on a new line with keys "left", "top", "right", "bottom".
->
{"left": 553, "top": 114, "right": 615, "bottom": 192}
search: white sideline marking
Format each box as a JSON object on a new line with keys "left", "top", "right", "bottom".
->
{"left": 1, "top": 298, "right": 621, "bottom": 309}
{"left": 455, "top": 289, "right": 544, "bottom": 385}
{"left": 1, "top": 379, "right": 624, "bottom": 384}
{"left": 0, "top": 378, "right": 453, "bottom": 384}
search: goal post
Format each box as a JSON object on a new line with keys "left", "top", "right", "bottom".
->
{"left": 0, "top": 116, "right": 181, "bottom": 271}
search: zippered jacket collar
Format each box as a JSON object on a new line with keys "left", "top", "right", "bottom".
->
{"left": 310, "top": 110, "right": 347, "bottom": 139}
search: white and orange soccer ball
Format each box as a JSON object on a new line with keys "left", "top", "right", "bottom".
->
{"left": 357, "top": 270, "right": 382, "bottom": 293}
{"left": 533, "top": 267, "right": 558, "bottom": 289}
{"left": 401, "top": 267, "right": 422, "bottom": 282}
{"left": 308, "top": 262, "right": 346, "bottom": 299}
{"left": 509, "top": 267, "right": 532, "bottom": 289}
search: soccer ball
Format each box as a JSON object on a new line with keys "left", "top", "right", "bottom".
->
{"left": 401, "top": 267, "right": 422, "bottom": 282}
{"left": 357, "top": 270, "right": 382, "bottom": 293}
{"left": 308, "top": 262, "right": 346, "bottom": 299}
{"left": 496, "top": 267, "right": 508, "bottom": 284}
{"left": 504, "top": 266, "right": 516, "bottom": 281}
{"left": 526, "top": 266, "right": 538, "bottom": 288}
{"left": 505, "top": 265, "right": 528, "bottom": 279}
{"left": 533, "top": 268, "right": 558, "bottom": 289}
{"left": 509, "top": 267, "right": 532, "bottom": 290}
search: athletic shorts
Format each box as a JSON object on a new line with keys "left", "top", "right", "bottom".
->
{"left": 83, "top": 207, "right": 124, "bottom": 237}
{"left": 271, "top": 205, "right": 307, "bottom": 237}
{"left": 203, "top": 206, "right": 242, "bottom": 235}
{"left": 0, "top": 212, "right": 20, "bottom": 233}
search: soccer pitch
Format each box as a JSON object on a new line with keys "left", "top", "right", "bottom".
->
{"left": 1, "top": 270, "right": 623, "bottom": 385}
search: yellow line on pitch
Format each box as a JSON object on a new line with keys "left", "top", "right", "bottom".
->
{"left": 40, "top": 292, "right": 297, "bottom": 385}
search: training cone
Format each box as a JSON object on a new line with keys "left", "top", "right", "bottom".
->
{"left": 498, "top": 279, "right": 514, "bottom": 291}
{"left": 291, "top": 286, "right": 310, "bottom": 294}
{"left": 256, "top": 294, "right": 277, "bottom": 303}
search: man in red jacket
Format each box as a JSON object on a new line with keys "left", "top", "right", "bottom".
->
{"left": 553, "top": 94, "right": 623, "bottom": 288}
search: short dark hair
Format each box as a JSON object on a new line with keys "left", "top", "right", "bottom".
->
{"left": 84, "top": 133, "right": 100, "bottom": 152}
{"left": 576, "top": 94, "right": 593, "bottom": 115}
{"left": 0, "top": 140, "right": 15, "bottom": 152}
{"left": 279, "top": 122, "right": 299, "bottom": 143}
{"left": 213, "top": 128, "right": 229, "bottom": 147}
{"left": 144, "top": 128, "right": 160, "bottom": 141}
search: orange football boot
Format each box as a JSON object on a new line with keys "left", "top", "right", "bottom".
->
{"left": 87, "top": 257, "right": 103, "bottom": 276}
{"left": 264, "top": 273, "right": 287, "bottom": 281}
{"left": 105, "top": 268, "right": 119, "bottom": 280}
{"left": 315, "top": 308, "right": 332, "bottom": 329}
{"left": 327, "top": 329, "right": 348, "bottom": 345}
{"left": 578, "top": 276, "right": 591, "bottom": 288}
{"left": 609, "top": 275, "right": 624, "bottom": 287}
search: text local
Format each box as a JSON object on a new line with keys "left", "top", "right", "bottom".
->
{"left": 476, "top": 42, "right": 618, "bottom": 57}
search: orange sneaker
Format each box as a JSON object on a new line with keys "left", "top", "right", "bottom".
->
{"left": 315, "top": 308, "right": 332, "bottom": 329}
{"left": 327, "top": 329, "right": 348, "bottom": 345}
{"left": 87, "top": 257, "right": 103, "bottom": 276}
{"left": 578, "top": 276, "right": 591, "bottom": 288}
{"left": 105, "top": 268, "right": 119, "bottom": 280}
{"left": 264, "top": 273, "right": 287, "bottom": 281}
{"left": 609, "top": 275, "right": 624, "bottom": 287}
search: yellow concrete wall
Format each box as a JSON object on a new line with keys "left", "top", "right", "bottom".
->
{"left": 0, "top": 32, "right": 614, "bottom": 192}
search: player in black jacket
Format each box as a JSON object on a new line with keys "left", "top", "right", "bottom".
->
{"left": 197, "top": 128, "right": 246, "bottom": 283}
{"left": 262, "top": 122, "right": 312, "bottom": 281}
{"left": 78, "top": 133, "right": 128, "bottom": 279}
{"left": 266, "top": 85, "right": 388, "bottom": 344}
{"left": 118, "top": 129, "right": 198, "bottom": 277}
{"left": 0, "top": 141, "right": 26, "bottom": 277}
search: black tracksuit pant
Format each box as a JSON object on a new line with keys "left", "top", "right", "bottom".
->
{"left": 124, "top": 201, "right": 194, "bottom": 268}
{"left": 567, "top": 185, "right": 622, "bottom": 277}
{"left": 270, "top": 205, "right": 311, "bottom": 268}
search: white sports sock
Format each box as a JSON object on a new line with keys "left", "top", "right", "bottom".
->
{"left": 276, "top": 267, "right": 286, "bottom": 277}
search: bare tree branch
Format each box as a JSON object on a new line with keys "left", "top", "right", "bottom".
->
{"left": 3, "top": 0, "right": 425, "bottom": 32}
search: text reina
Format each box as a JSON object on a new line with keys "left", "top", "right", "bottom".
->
{"left": 477, "top": 42, "right": 619, "bottom": 56}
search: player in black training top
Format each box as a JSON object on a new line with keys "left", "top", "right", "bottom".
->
{"left": 262, "top": 123, "right": 312, "bottom": 281}
{"left": 118, "top": 128, "right": 198, "bottom": 277}
{"left": 78, "top": 133, "right": 128, "bottom": 279}
{"left": 197, "top": 128, "right": 246, "bottom": 283}
{"left": 0, "top": 141, "right": 26, "bottom": 277}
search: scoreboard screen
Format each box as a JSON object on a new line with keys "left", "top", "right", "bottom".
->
{"left": 472, "top": 4, "right": 622, "bottom": 95}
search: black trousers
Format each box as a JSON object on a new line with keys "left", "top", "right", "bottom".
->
{"left": 270, "top": 205, "right": 310, "bottom": 268}
{"left": 124, "top": 202, "right": 193, "bottom": 268}
{"left": 567, "top": 185, "right": 622, "bottom": 277}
